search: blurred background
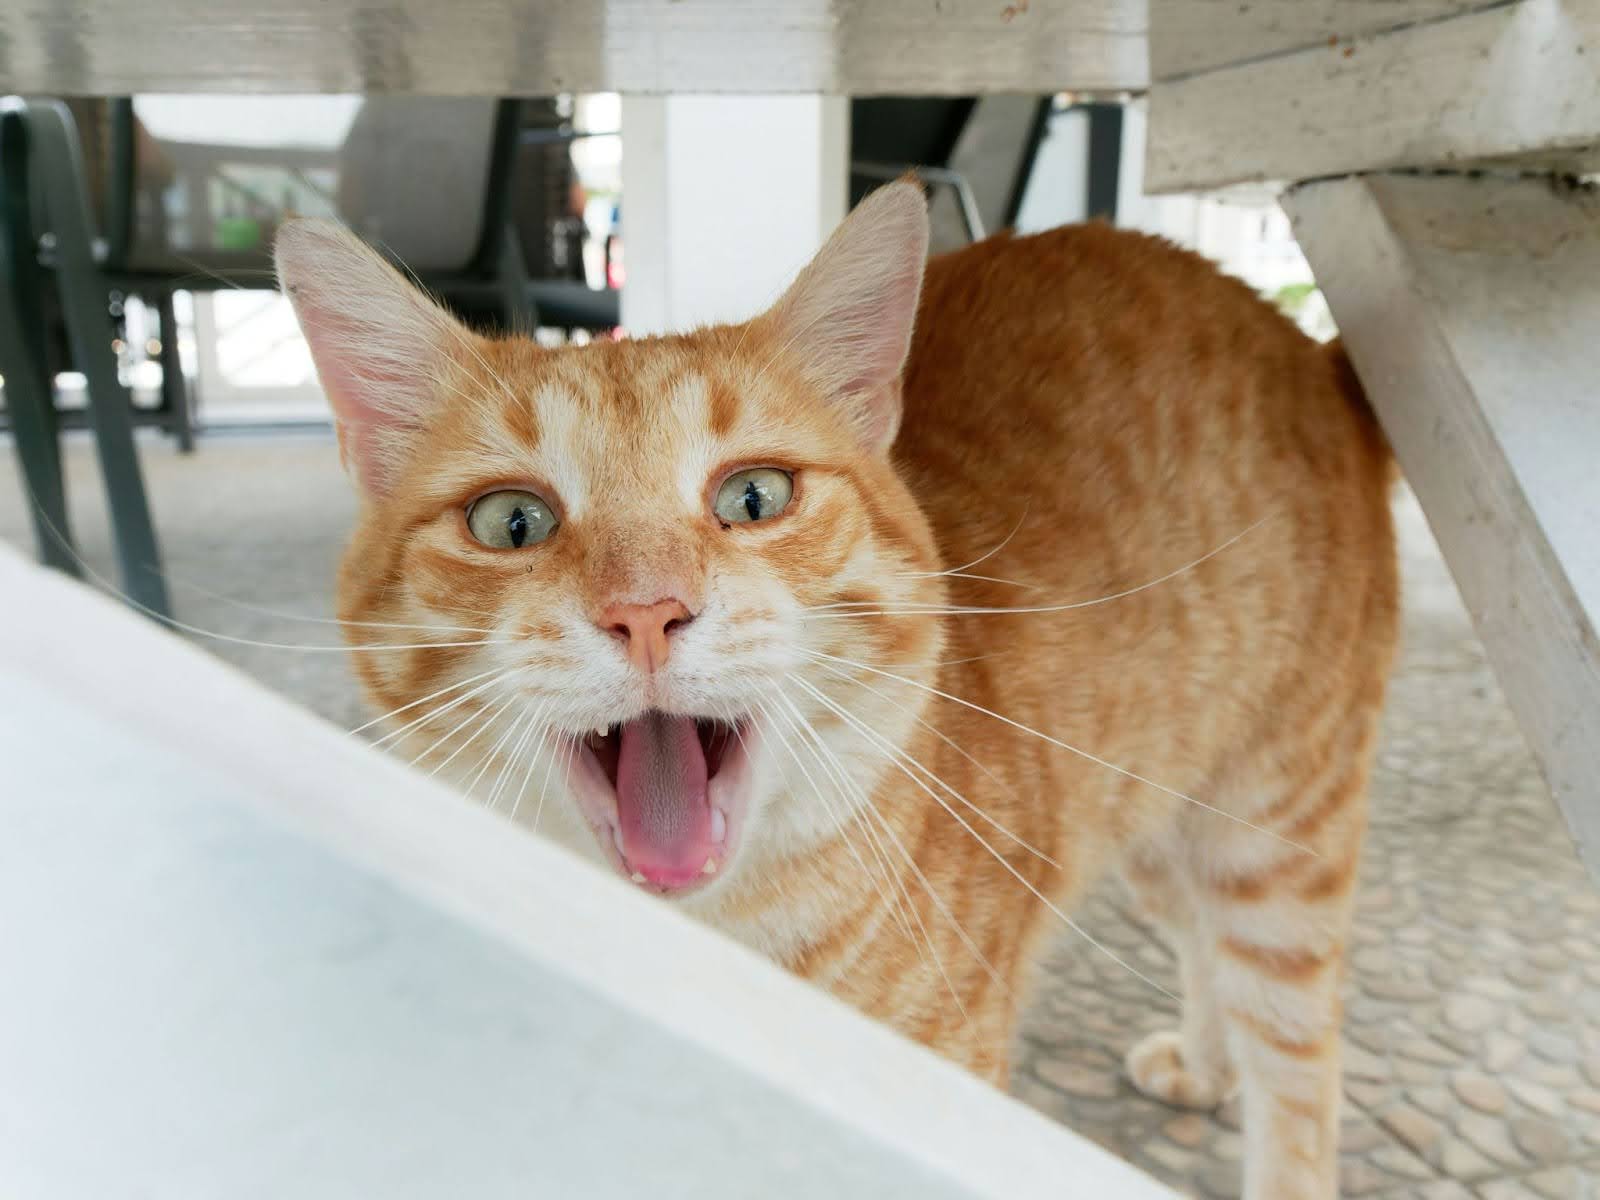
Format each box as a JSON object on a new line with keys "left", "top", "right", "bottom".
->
{"left": 0, "top": 92, "right": 1325, "bottom": 444}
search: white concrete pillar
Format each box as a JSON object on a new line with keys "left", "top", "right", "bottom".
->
{"left": 618, "top": 95, "right": 849, "bottom": 335}
{"left": 1117, "top": 97, "right": 1202, "bottom": 247}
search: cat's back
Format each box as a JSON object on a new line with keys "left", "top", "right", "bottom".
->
{"left": 901, "top": 220, "right": 1384, "bottom": 485}
{"left": 895, "top": 220, "right": 1392, "bottom": 572}
{"left": 892, "top": 221, "right": 1397, "bottom": 793}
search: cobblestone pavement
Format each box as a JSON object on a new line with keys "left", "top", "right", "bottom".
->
{"left": 1012, "top": 499, "right": 1600, "bottom": 1197}
{"left": 5, "top": 437, "right": 1597, "bottom": 1196}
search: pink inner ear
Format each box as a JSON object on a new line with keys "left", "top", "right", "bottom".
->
{"left": 339, "top": 420, "right": 399, "bottom": 496}
{"left": 765, "top": 183, "right": 929, "bottom": 454}
{"left": 288, "top": 288, "right": 436, "bottom": 496}
{"left": 798, "top": 267, "right": 922, "bottom": 452}
{"left": 835, "top": 269, "right": 924, "bottom": 397}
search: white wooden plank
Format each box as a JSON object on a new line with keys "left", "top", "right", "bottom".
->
{"left": 0, "top": 0, "right": 1148, "bottom": 94}
{"left": 1148, "top": 0, "right": 1600, "bottom": 193}
{"left": 1284, "top": 173, "right": 1600, "bottom": 877}
{"left": 1150, "top": 0, "right": 1493, "bottom": 81}
{"left": 0, "top": 544, "right": 1174, "bottom": 1200}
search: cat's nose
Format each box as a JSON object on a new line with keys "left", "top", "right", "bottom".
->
{"left": 597, "top": 598, "right": 695, "bottom": 674}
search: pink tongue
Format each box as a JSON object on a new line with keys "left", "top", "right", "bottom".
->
{"left": 615, "top": 712, "right": 715, "bottom": 886}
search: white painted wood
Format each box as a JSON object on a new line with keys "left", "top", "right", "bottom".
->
{"left": 1150, "top": 0, "right": 1495, "bottom": 80}
{"left": 0, "top": 0, "right": 1148, "bottom": 94}
{"left": 619, "top": 95, "right": 848, "bottom": 335}
{"left": 0, "top": 545, "right": 1174, "bottom": 1199}
{"left": 1284, "top": 173, "right": 1600, "bottom": 877}
{"left": 9, "top": 0, "right": 1536, "bottom": 95}
{"left": 1148, "top": 0, "right": 1600, "bottom": 193}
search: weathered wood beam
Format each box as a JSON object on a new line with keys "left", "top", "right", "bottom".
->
{"left": 0, "top": 0, "right": 1148, "bottom": 95}
{"left": 1149, "top": 0, "right": 1600, "bottom": 193}
{"left": 1150, "top": 0, "right": 1493, "bottom": 81}
{"left": 1284, "top": 173, "right": 1600, "bottom": 877}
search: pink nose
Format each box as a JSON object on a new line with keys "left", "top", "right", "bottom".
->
{"left": 598, "top": 599, "right": 694, "bottom": 674}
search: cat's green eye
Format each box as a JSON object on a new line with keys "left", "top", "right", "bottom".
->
{"left": 466, "top": 489, "right": 558, "bottom": 549}
{"left": 714, "top": 468, "right": 794, "bottom": 525}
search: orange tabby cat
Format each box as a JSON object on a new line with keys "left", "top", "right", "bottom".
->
{"left": 277, "top": 182, "right": 1397, "bottom": 1200}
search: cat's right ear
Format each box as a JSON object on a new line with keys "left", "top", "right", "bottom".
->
{"left": 757, "top": 180, "right": 929, "bottom": 455}
{"left": 275, "top": 220, "right": 467, "bottom": 496}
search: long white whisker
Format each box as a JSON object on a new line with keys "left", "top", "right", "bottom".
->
{"left": 919, "top": 570, "right": 1036, "bottom": 590}
{"left": 157, "top": 572, "right": 503, "bottom": 637}
{"left": 807, "top": 516, "right": 1273, "bottom": 621}
{"left": 485, "top": 705, "right": 543, "bottom": 810}
{"left": 336, "top": 636, "right": 515, "bottom": 653}
{"left": 508, "top": 710, "right": 553, "bottom": 825}
{"left": 559, "top": 734, "right": 578, "bottom": 807}
{"left": 907, "top": 508, "right": 1029, "bottom": 579}
{"left": 765, "top": 695, "right": 985, "bottom": 1034}
{"left": 534, "top": 720, "right": 573, "bottom": 831}
{"left": 11, "top": 483, "right": 513, "bottom": 654}
{"left": 348, "top": 665, "right": 504, "bottom": 737}
{"left": 857, "top": 782, "right": 1011, "bottom": 996}
{"left": 801, "top": 662, "right": 1059, "bottom": 869}
{"left": 368, "top": 671, "right": 513, "bottom": 750}
{"left": 412, "top": 686, "right": 514, "bottom": 773}
{"left": 774, "top": 689, "right": 1008, "bottom": 999}
{"left": 806, "top": 648, "right": 1315, "bottom": 857}
{"left": 795, "top": 675, "right": 1176, "bottom": 1001}
{"left": 460, "top": 696, "right": 534, "bottom": 800}
{"left": 759, "top": 696, "right": 920, "bottom": 951}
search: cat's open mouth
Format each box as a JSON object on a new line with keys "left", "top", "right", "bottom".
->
{"left": 568, "top": 710, "right": 757, "bottom": 896}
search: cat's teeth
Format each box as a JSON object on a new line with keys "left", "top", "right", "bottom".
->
{"left": 710, "top": 807, "right": 727, "bottom": 843}
{"left": 630, "top": 871, "right": 647, "bottom": 884}
{"left": 702, "top": 857, "right": 717, "bottom": 875}
{"left": 593, "top": 725, "right": 608, "bottom": 738}
{"left": 612, "top": 825, "right": 625, "bottom": 857}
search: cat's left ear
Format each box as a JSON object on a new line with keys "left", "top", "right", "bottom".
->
{"left": 760, "top": 181, "right": 929, "bottom": 454}
{"left": 275, "top": 219, "right": 470, "bottom": 496}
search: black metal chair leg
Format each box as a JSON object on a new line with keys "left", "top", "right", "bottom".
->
{"left": 497, "top": 224, "right": 536, "bottom": 333}
{"left": 0, "top": 275, "right": 79, "bottom": 577}
{"left": 156, "top": 290, "right": 195, "bottom": 453}
{"left": 1084, "top": 103, "right": 1124, "bottom": 223}
{"left": 24, "top": 102, "right": 171, "bottom": 619}
{"left": 0, "top": 109, "right": 80, "bottom": 577}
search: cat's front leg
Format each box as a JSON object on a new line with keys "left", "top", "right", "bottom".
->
{"left": 1124, "top": 799, "right": 1359, "bottom": 1199}
{"left": 1122, "top": 856, "right": 1238, "bottom": 1110}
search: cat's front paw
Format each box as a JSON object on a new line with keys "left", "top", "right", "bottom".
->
{"left": 1125, "top": 1031, "right": 1233, "bottom": 1110}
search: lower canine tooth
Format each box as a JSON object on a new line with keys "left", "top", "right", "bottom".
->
{"left": 613, "top": 826, "right": 625, "bottom": 856}
{"left": 702, "top": 857, "right": 717, "bottom": 875}
{"left": 710, "top": 807, "right": 727, "bottom": 842}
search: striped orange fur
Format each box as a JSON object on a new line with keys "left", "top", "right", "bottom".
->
{"left": 278, "top": 182, "right": 1398, "bottom": 1200}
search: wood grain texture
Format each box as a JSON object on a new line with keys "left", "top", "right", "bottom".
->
{"left": 1150, "top": 0, "right": 1495, "bottom": 80}
{"left": 1286, "top": 172, "right": 1600, "bottom": 878}
{"left": 1148, "top": 0, "right": 1600, "bottom": 192}
{"left": 0, "top": 0, "right": 1147, "bottom": 94}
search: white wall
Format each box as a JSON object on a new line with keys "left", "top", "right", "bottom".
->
{"left": 1120, "top": 98, "right": 1328, "bottom": 335}
{"left": 1014, "top": 106, "right": 1089, "bottom": 234}
{"left": 619, "top": 95, "right": 848, "bottom": 335}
